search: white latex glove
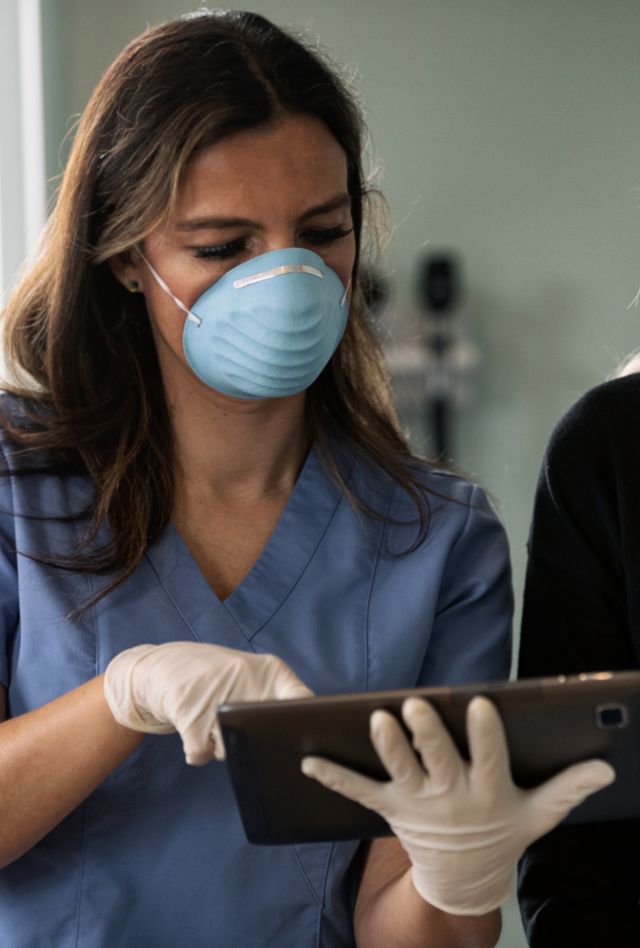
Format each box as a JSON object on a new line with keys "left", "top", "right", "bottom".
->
{"left": 104, "top": 642, "right": 312, "bottom": 765}
{"left": 302, "top": 696, "right": 615, "bottom": 916}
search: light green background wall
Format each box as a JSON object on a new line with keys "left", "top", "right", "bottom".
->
{"left": 38, "top": 4, "right": 640, "bottom": 944}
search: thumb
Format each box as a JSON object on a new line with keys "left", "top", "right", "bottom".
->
{"left": 527, "top": 759, "right": 615, "bottom": 835}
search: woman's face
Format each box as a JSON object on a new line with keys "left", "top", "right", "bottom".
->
{"left": 121, "top": 113, "right": 357, "bottom": 399}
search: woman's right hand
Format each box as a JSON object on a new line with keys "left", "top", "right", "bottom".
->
{"left": 104, "top": 642, "right": 312, "bottom": 765}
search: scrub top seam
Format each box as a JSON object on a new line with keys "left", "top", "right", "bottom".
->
{"left": 72, "top": 799, "right": 93, "bottom": 948}
{"left": 246, "top": 489, "right": 346, "bottom": 639}
{"left": 0, "top": 440, "right": 17, "bottom": 688}
{"left": 144, "top": 551, "right": 204, "bottom": 643}
{"left": 145, "top": 548, "right": 252, "bottom": 647}
{"left": 363, "top": 485, "right": 397, "bottom": 692}
{"left": 453, "top": 483, "right": 478, "bottom": 553}
{"left": 433, "top": 481, "right": 476, "bottom": 617}
{"left": 59, "top": 475, "right": 100, "bottom": 677}
{"left": 288, "top": 844, "right": 325, "bottom": 908}
{"left": 0, "top": 439, "right": 16, "bottom": 554}
{"left": 315, "top": 840, "right": 335, "bottom": 947}
{"left": 59, "top": 475, "right": 100, "bottom": 948}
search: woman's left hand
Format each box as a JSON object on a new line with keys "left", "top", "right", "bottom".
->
{"left": 302, "top": 696, "right": 614, "bottom": 916}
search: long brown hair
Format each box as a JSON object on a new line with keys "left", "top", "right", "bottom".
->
{"left": 1, "top": 10, "right": 432, "bottom": 600}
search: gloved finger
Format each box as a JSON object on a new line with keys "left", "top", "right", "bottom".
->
{"left": 466, "top": 696, "right": 512, "bottom": 789}
{"left": 184, "top": 747, "right": 215, "bottom": 766}
{"left": 181, "top": 721, "right": 223, "bottom": 766}
{"left": 277, "top": 680, "right": 315, "bottom": 701}
{"left": 260, "top": 656, "right": 315, "bottom": 701}
{"left": 301, "top": 755, "right": 385, "bottom": 810}
{"left": 367, "top": 709, "right": 426, "bottom": 793}
{"left": 209, "top": 720, "right": 226, "bottom": 761}
{"left": 526, "top": 759, "right": 615, "bottom": 836}
{"left": 402, "top": 698, "right": 465, "bottom": 791}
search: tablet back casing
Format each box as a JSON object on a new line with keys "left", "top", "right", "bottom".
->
{"left": 218, "top": 671, "right": 640, "bottom": 845}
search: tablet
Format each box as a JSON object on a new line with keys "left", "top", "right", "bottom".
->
{"left": 218, "top": 670, "right": 640, "bottom": 845}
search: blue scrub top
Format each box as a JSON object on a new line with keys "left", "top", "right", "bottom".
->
{"left": 0, "top": 438, "right": 512, "bottom": 947}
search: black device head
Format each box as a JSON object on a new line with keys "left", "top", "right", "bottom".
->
{"left": 418, "top": 253, "right": 460, "bottom": 315}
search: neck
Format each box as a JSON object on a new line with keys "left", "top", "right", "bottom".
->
{"left": 168, "top": 383, "right": 310, "bottom": 504}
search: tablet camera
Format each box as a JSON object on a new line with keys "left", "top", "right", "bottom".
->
{"left": 595, "top": 703, "right": 628, "bottom": 729}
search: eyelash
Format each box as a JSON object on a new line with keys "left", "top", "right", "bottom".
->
{"left": 191, "top": 226, "right": 354, "bottom": 261}
{"left": 193, "top": 239, "right": 245, "bottom": 261}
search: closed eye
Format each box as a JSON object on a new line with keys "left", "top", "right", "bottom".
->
{"left": 190, "top": 226, "right": 353, "bottom": 261}
{"left": 302, "top": 226, "right": 354, "bottom": 245}
{"left": 191, "top": 238, "right": 246, "bottom": 260}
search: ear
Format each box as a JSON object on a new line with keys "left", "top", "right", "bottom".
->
{"left": 108, "top": 250, "right": 144, "bottom": 293}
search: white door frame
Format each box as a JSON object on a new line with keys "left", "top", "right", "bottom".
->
{"left": 0, "top": 0, "right": 46, "bottom": 304}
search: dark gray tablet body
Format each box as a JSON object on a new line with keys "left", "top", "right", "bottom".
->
{"left": 218, "top": 671, "right": 640, "bottom": 845}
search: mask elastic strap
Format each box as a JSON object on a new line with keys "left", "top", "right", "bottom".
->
{"left": 137, "top": 251, "right": 203, "bottom": 327}
{"left": 340, "top": 278, "right": 351, "bottom": 308}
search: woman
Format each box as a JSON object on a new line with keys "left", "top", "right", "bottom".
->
{"left": 0, "top": 11, "right": 610, "bottom": 947}
{"left": 518, "top": 360, "right": 640, "bottom": 947}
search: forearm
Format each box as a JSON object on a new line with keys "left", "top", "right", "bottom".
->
{"left": 354, "top": 837, "right": 501, "bottom": 948}
{"left": 0, "top": 676, "right": 143, "bottom": 867}
{"left": 355, "top": 860, "right": 501, "bottom": 948}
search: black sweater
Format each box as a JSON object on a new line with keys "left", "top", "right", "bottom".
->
{"left": 518, "top": 375, "right": 640, "bottom": 947}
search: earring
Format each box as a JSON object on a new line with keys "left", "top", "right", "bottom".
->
{"left": 127, "top": 279, "right": 140, "bottom": 293}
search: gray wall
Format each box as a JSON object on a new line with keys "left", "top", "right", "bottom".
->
{"left": 38, "top": 4, "right": 640, "bottom": 943}
{"left": 41, "top": 0, "right": 640, "bottom": 632}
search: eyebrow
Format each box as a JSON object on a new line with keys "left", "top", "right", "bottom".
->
{"left": 174, "top": 194, "right": 352, "bottom": 232}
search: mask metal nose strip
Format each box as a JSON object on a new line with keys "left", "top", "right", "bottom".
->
{"left": 232, "top": 263, "right": 324, "bottom": 289}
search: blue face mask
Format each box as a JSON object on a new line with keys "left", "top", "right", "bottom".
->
{"left": 142, "top": 247, "right": 350, "bottom": 399}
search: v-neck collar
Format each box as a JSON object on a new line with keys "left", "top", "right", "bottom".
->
{"left": 145, "top": 445, "right": 346, "bottom": 644}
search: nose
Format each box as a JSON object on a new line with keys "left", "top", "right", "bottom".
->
{"left": 262, "top": 230, "right": 298, "bottom": 255}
